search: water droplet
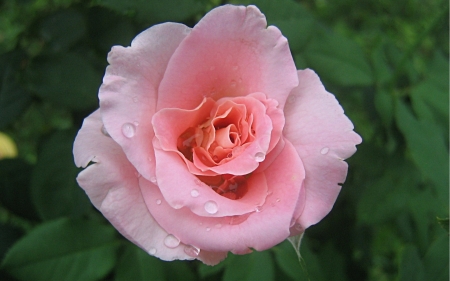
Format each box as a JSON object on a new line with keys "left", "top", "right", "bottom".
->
{"left": 206, "top": 227, "right": 211, "bottom": 232}
{"left": 133, "top": 96, "right": 138, "bottom": 103}
{"left": 184, "top": 245, "right": 200, "bottom": 257}
{"left": 156, "top": 199, "right": 162, "bottom": 205}
{"left": 215, "top": 223, "right": 222, "bottom": 229}
{"left": 133, "top": 121, "right": 139, "bottom": 127}
{"left": 255, "top": 206, "right": 262, "bottom": 213}
{"left": 100, "top": 125, "right": 110, "bottom": 137}
{"left": 150, "top": 177, "right": 157, "bottom": 183}
{"left": 204, "top": 201, "right": 218, "bottom": 214}
{"left": 190, "top": 189, "right": 199, "bottom": 198}
{"left": 230, "top": 80, "right": 237, "bottom": 87}
{"left": 232, "top": 65, "right": 239, "bottom": 71}
{"left": 164, "top": 234, "right": 180, "bottom": 248}
{"left": 320, "top": 147, "right": 329, "bottom": 155}
{"left": 147, "top": 157, "right": 153, "bottom": 162}
{"left": 194, "top": 179, "right": 202, "bottom": 186}
{"left": 134, "top": 171, "right": 141, "bottom": 178}
{"left": 122, "top": 123, "right": 136, "bottom": 138}
{"left": 276, "top": 198, "right": 281, "bottom": 202}
{"left": 148, "top": 248, "right": 157, "bottom": 255}
{"left": 254, "top": 152, "right": 265, "bottom": 162}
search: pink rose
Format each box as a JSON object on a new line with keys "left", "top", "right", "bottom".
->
{"left": 73, "top": 4, "right": 361, "bottom": 265}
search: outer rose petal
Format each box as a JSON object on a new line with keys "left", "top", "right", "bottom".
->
{"left": 283, "top": 69, "right": 362, "bottom": 229}
{"left": 157, "top": 5, "right": 298, "bottom": 111}
{"left": 141, "top": 140, "right": 304, "bottom": 254}
{"left": 73, "top": 111, "right": 227, "bottom": 265}
{"left": 99, "top": 23, "right": 191, "bottom": 183}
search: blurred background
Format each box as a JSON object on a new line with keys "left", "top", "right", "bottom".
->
{"left": 0, "top": 0, "right": 448, "bottom": 280}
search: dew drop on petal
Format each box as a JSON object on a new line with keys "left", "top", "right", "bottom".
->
{"left": 254, "top": 152, "right": 265, "bottom": 162}
{"left": 320, "top": 147, "right": 329, "bottom": 155}
{"left": 164, "top": 234, "right": 180, "bottom": 248}
{"left": 204, "top": 201, "right": 218, "bottom": 214}
{"left": 134, "top": 171, "right": 141, "bottom": 178}
{"left": 276, "top": 198, "right": 281, "bottom": 202}
{"left": 122, "top": 123, "right": 136, "bottom": 138}
{"left": 255, "top": 206, "right": 262, "bottom": 213}
{"left": 150, "top": 177, "right": 157, "bottom": 183}
{"left": 194, "top": 179, "right": 202, "bottom": 186}
{"left": 230, "top": 80, "right": 237, "bottom": 87}
{"left": 148, "top": 248, "right": 157, "bottom": 255}
{"left": 156, "top": 199, "right": 162, "bottom": 205}
{"left": 190, "top": 189, "right": 199, "bottom": 198}
{"left": 215, "top": 223, "right": 222, "bottom": 229}
{"left": 184, "top": 245, "right": 200, "bottom": 257}
{"left": 206, "top": 227, "right": 211, "bottom": 232}
{"left": 133, "top": 121, "right": 139, "bottom": 127}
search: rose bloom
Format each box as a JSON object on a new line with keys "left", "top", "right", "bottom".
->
{"left": 73, "top": 5, "right": 361, "bottom": 265}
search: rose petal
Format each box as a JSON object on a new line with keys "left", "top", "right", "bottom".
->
{"left": 283, "top": 69, "right": 362, "bottom": 229}
{"left": 99, "top": 22, "right": 191, "bottom": 183}
{"left": 152, "top": 144, "right": 268, "bottom": 217}
{"left": 141, "top": 140, "right": 304, "bottom": 253}
{"left": 73, "top": 111, "right": 226, "bottom": 264}
{"left": 157, "top": 5, "right": 298, "bottom": 111}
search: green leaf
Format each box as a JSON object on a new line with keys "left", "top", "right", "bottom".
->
{"left": 303, "top": 29, "right": 373, "bottom": 86}
{"left": 115, "top": 243, "right": 166, "bottom": 281}
{"left": 94, "top": 0, "right": 203, "bottom": 23}
{"left": 198, "top": 259, "right": 225, "bottom": 279}
{"left": 223, "top": 251, "right": 275, "bottom": 281}
{"left": 272, "top": 240, "right": 308, "bottom": 281}
{"left": 0, "top": 223, "right": 23, "bottom": 262}
{"left": 395, "top": 99, "right": 449, "bottom": 211}
{"left": 39, "top": 9, "right": 87, "bottom": 53}
{"left": 397, "top": 246, "right": 425, "bottom": 281}
{"left": 30, "top": 130, "right": 91, "bottom": 220}
{"left": 26, "top": 53, "right": 101, "bottom": 111}
{"left": 374, "top": 89, "right": 394, "bottom": 127}
{"left": 437, "top": 218, "right": 449, "bottom": 234}
{"left": 423, "top": 235, "right": 449, "bottom": 281}
{"left": 1, "top": 218, "right": 119, "bottom": 281}
{"left": 233, "top": 0, "right": 315, "bottom": 52}
{"left": 0, "top": 159, "right": 39, "bottom": 220}
{"left": 0, "top": 52, "right": 32, "bottom": 129}
{"left": 164, "top": 261, "right": 196, "bottom": 281}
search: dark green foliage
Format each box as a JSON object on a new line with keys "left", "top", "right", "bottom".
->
{"left": 0, "top": 0, "right": 447, "bottom": 280}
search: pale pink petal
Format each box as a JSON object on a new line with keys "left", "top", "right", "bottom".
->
{"left": 74, "top": 111, "right": 195, "bottom": 262}
{"left": 152, "top": 144, "right": 268, "bottom": 217}
{"left": 283, "top": 69, "right": 362, "bottom": 229}
{"left": 99, "top": 22, "right": 191, "bottom": 183}
{"left": 140, "top": 140, "right": 304, "bottom": 253}
{"left": 157, "top": 5, "right": 298, "bottom": 111}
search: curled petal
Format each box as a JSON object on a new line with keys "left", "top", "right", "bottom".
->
{"left": 157, "top": 5, "right": 298, "bottom": 111}
{"left": 283, "top": 69, "right": 362, "bottom": 229}
{"left": 141, "top": 140, "right": 304, "bottom": 253}
{"left": 99, "top": 23, "right": 191, "bottom": 183}
{"left": 74, "top": 111, "right": 199, "bottom": 262}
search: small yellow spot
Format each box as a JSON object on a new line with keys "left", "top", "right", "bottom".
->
{"left": 0, "top": 132, "right": 18, "bottom": 159}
